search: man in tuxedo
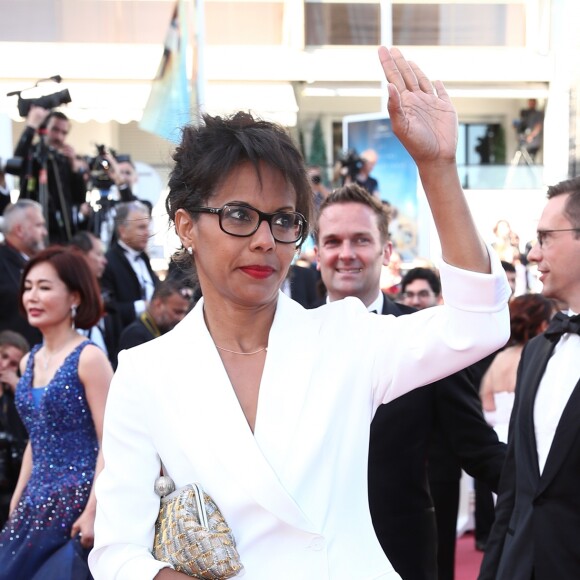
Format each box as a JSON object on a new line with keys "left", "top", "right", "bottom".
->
{"left": 480, "top": 177, "right": 580, "bottom": 580}
{"left": 101, "top": 201, "right": 159, "bottom": 336}
{"left": 118, "top": 278, "right": 192, "bottom": 351}
{"left": 282, "top": 264, "right": 321, "bottom": 309}
{"left": 0, "top": 200, "right": 46, "bottom": 346}
{"left": 314, "top": 184, "right": 506, "bottom": 580}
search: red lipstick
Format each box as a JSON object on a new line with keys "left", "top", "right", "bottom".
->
{"left": 240, "top": 265, "right": 274, "bottom": 279}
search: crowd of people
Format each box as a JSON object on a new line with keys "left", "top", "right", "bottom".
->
{"left": 0, "top": 45, "right": 578, "bottom": 580}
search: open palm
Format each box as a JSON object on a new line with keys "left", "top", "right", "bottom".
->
{"left": 378, "top": 47, "right": 458, "bottom": 164}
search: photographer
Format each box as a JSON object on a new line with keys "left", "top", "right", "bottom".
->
{"left": 336, "top": 149, "right": 381, "bottom": 198}
{"left": 307, "top": 165, "right": 330, "bottom": 211}
{"left": 14, "top": 106, "right": 88, "bottom": 242}
{"left": 0, "top": 331, "right": 29, "bottom": 527}
{"left": 103, "top": 152, "right": 139, "bottom": 203}
{"left": 515, "top": 98, "right": 544, "bottom": 161}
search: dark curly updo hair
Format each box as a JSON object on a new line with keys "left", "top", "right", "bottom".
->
{"left": 508, "top": 293, "right": 555, "bottom": 345}
{"left": 165, "top": 111, "right": 312, "bottom": 275}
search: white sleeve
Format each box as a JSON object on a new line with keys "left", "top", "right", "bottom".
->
{"left": 373, "top": 245, "right": 511, "bottom": 405}
{"left": 89, "top": 350, "right": 172, "bottom": 579}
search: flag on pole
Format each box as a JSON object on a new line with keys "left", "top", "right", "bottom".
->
{"left": 139, "top": 0, "right": 191, "bottom": 142}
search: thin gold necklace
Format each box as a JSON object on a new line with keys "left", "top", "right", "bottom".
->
{"left": 215, "top": 344, "right": 268, "bottom": 356}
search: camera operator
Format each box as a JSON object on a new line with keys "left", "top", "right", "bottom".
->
{"left": 0, "top": 169, "right": 10, "bottom": 217}
{"left": 103, "top": 152, "right": 139, "bottom": 203}
{"left": 13, "top": 105, "right": 88, "bottom": 242}
{"left": 336, "top": 149, "right": 381, "bottom": 198}
{"left": 307, "top": 165, "right": 330, "bottom": 212}
{"left": 515, "top": 98, "right": 544, "bottom": 161}
{"left": 356, "top": 149, "right": 380, "bottom": 197}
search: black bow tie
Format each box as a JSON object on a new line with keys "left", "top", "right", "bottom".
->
{"left": 544, "top": 312, "right": 580, "bottom": 343}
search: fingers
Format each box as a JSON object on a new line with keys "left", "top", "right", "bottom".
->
{"left": 379, "top": 46, "right": 445, "bottom": 99}
{"left": 433, "top": 79, "right": 451, "bottom": 103}
{"left": 378, "top": 46, "right": 419, "bottom": 93}
{"left": 409, "top": 61, "right": 435, "bottom": 95}
{"left": 71, "top": 525, "right": 94, "bottom": 548}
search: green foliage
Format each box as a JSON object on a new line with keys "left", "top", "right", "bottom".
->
{"left": 308, "top": 118, "right": 327, "bottom": 167}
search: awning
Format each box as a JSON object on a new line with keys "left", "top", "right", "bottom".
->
{"left": 0, "top": 80, "right": 298, "bottom": 126}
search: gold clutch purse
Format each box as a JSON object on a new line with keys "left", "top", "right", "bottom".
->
{"left": 152, "top": 475, "right": 244, "bottom": 579}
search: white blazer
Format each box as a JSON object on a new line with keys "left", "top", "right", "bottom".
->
{"left": 90, "top": 254, "right": 510, "bottom": 580}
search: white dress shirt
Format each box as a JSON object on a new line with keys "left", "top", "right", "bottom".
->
{"left": 533, "top": 310, "right": 580, "bottom": 474}
{"left": 117, "top": 240, "right": 154, "bottom": 313}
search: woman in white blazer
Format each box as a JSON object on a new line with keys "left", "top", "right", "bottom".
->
{"left": 89, "top": 47, "right": 511, "bottom": 580}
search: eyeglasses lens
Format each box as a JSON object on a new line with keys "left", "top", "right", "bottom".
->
{"left": 221, "top": 205, "right": 303, "bottom": 243}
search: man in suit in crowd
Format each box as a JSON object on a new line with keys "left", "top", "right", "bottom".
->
{"left": 101, "top": 201, "right": 160, "bottom": 335}
{"left": 314, "top": 184, "right": 506, "bottom": 580}
{"left": 400, "top": 267, "right": 442, "bottom": 309}
{"left": 118, "top": 278, "right": 192, "bottom": 351}
{"left": 282, "top": 264, "right": 321, "bottom": 309}
{"left": 400, "top": 266, "right": 496, "bottom": 577}
{"left": 480, "top": 177, "right": 580, "bottom": 580}
{"left": 0, "top": 330, "right": 29, "bottom": 527}
{"left": 0, "top": 200, "right": 46, "bottom": 346}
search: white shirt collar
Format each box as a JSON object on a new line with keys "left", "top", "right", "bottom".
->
{"left": 366, "top": 291, "right": 384, "bottom": 314}
{"left": 118, "top": 240, "right": 141, "bottom": 260}
{"left": 326, "top": 290, "right": 384, "bottom": 313}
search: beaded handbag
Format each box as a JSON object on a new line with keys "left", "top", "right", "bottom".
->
{"left": 152, "top": 475, "right": 244, "bottom": 579}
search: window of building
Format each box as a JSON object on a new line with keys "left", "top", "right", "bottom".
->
{"left": 305, "top": 1, "right": 526, "bottom": 47}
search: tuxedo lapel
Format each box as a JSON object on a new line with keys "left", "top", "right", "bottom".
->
{"left": 0, "top": 244, "right": 26, "bottom": 287}
{"left": 518, "top": 337, "right": 556, "bottom": 479}
{"left": 167, "top": 296, "right": 317, "bottom": 533}
{"left": 538, "top": 375, "right": 580, "bottom": 493}
{"left": 112, "top": 243, "right": 142, "bottom": 295}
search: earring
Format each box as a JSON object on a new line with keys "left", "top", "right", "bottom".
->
{"left": 187, "top": 247, "right": 193, "bottom": 255}
{"left": 71, "top": 304, "right": 78, "bottom": 330}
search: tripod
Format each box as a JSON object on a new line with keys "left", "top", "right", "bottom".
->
{"left": 510, "top": 142, "right": 535, "bottom": 168}
{"left": 505, "top": 138, "right": 537, "bottom": 187}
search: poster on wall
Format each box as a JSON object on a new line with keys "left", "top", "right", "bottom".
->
{"left": 342, "top": 112, "right": 421, "bottom": 261}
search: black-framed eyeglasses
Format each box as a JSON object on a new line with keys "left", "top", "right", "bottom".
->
{"left": 188, "top": 203, "right": 307, "bottom": 245}
{"left": 536, "top": 228, "right": 580, "bottom": 248}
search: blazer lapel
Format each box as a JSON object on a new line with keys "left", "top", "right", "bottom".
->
{"left": 168, "top": 297, "right": 318, "bottom": 533}
{"left": 518, "top": 337, "right": 556, "bottom": 479}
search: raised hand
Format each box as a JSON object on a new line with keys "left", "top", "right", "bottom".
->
{"left": 378, "top": 46, "right": 457, "bottom": 165}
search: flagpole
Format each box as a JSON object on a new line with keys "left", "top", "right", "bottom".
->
{"left": 380, "top": 0, "right": 393, "bottom": 113}
{"left": 192, "top": 0, "right": 206, "bottom": 117}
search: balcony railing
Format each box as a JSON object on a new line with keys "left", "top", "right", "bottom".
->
{"left": 459, "top": 164, "right": 544, "bottom": 190}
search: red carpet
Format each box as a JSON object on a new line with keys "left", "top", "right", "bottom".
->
{"left": 455, "top": 532, "right": 484, "bottom": 580}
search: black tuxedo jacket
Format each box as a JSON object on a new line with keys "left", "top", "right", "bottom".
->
{"left": 118, "top": 316, "right": 156, "bottom": 351}
{"left": 101, "top": 242, "right": 160, "bottom": 329}
{"left": 479, "top": 334, "right": 580, "bottom": 580}
{"left": 0, "top": 243, "right": 42, "bottom": 347}
{"left": 369, "top": 295, "right": 505, "bottom": 580}
{"left": 287, "top": 265, "right": 321, "bottom": 309}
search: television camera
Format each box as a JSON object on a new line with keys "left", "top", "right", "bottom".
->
{"left": 7, "top": 75, "right": 71, "bottom": 118}
{"left": 337, "top": 149, "right": 364, "bottom": 184}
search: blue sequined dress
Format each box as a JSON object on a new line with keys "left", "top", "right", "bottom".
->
{"left": 0, "top": 341, "right": 97, "bottom": 579}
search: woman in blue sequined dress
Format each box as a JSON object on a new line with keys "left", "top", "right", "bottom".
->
{"left": 0, "top": 246, "right": 112, "bottom": 579}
